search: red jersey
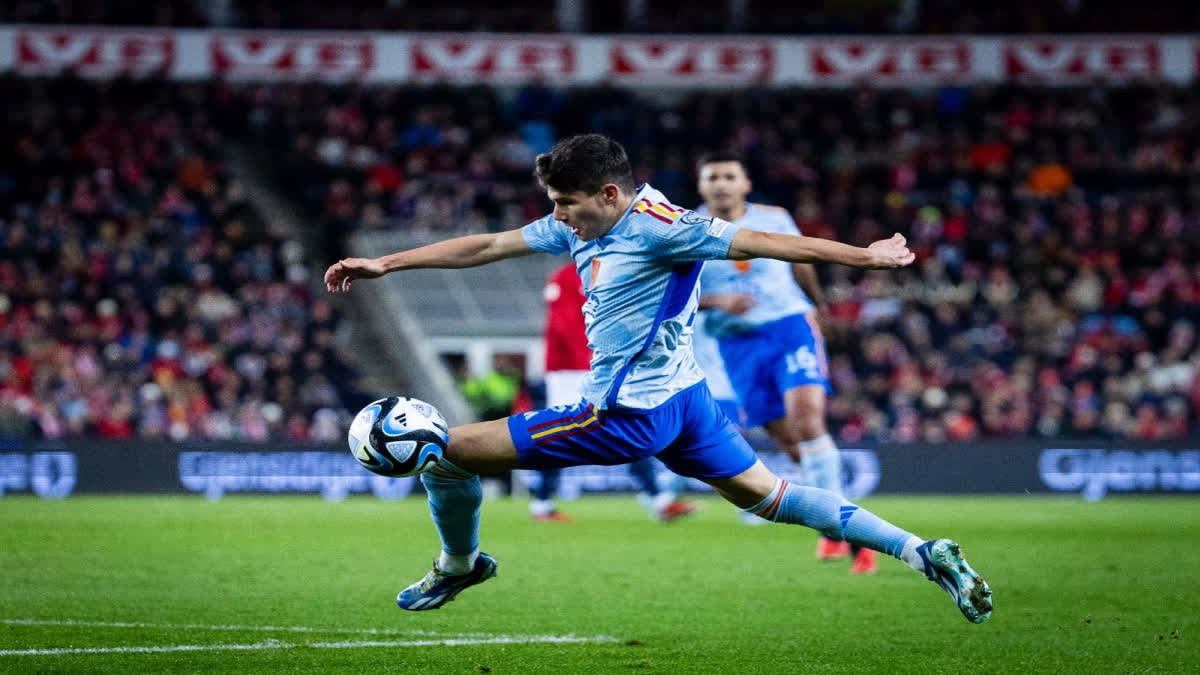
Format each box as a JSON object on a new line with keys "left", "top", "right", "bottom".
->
{"left": 543, "top": 262, "right": 592, "bottom": 372}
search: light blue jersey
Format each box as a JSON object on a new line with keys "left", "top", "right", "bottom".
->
{"left": 696, "top": 203, "right": 814, "bottom": 338}
{"left": 691, "top": 312, "right": 737, "bottom": 402}
{"left": 522, "top": 185, "right": 740, "bottom": 411}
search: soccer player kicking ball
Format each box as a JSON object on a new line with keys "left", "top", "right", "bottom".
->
{"left": 695, "top": 152, "right": 876, "bottom": 574}
{"left": 324, "top": 134, "right": 993, "bottom": 623}
{"left": 531, "top": 261, "right": 698, "bottom": 524}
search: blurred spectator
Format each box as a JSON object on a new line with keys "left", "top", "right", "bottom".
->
{"left": 459, "top": 354, "right": 523, "bottom": 421}
{"left": 246, "top": 80, "right": 1200, "bottom": 442}
{"left": 4, "top": 72, "right": 1200, "bottom": 444}
{"left": 0, "top": 74, "right": 369, "bottom": 441}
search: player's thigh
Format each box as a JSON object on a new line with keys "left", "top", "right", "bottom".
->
{"left": 763, "top": 417, "right": 801, "bottom": 458}
{"left": 512, "top": 402, "right": 662, "bottom": 469}
{"left": 702, "top": 459, "right": 779, "bottom": 510}
{"left": 446, "top": 418, "right": 521, "bottom": 475}
{"left": 655, "top": 383, "right": 757, "bottom": 482}
{"left": 782, "top": 383, "right": 828, "bottom": 439}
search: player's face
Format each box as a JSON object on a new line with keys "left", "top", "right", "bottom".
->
{"left": 546, "top": 186, "right": 620, "bottom": 241}
{"left": 698, "top": 161, "right": 751, "bottom": 213}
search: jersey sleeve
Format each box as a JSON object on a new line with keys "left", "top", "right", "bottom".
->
{"left": 642, "top": 210, "right": 741, "bottom": 262}
{"left": 521, "top": 213, "right": 571, "bottom": 255}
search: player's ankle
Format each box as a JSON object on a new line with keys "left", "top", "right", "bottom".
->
{"left": 438, "top": 550, "right": 478, "bottom": 575}
{"left": 898, "top": 536, "right": 925, "bottom": 573}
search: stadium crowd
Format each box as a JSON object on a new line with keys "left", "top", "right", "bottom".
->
{"left": 0, "top": 74, "right": 367, "bottom": 440}
{"left": 247, "top": 80, "right": 1200, "bottom": 442}
{"left": 1, "top": 67, "right": 1198, "bottom": 443}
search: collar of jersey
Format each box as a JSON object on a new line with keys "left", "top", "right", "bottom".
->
{"left": 598, "top": 183, "right": 656, "bottom": 245}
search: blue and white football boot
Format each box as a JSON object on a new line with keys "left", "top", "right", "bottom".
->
{"left": 396, "top": 553, "right": 498, "bottom": 611}
{"left": 916, "top": 539, "right": 993, "bottom": 623}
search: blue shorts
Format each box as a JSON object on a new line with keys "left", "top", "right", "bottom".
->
{"left": 718, "top": 313, "right": 831, "bottom": 428}
{"left": 714, "top": 398, "right": 744, "bottom": 429}
{"left": 507, "top": 381, "right": 756, "bottom": 480}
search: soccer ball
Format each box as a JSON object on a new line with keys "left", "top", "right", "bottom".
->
{"left": 348, "top": 396, "right": 450, "bottom": 477}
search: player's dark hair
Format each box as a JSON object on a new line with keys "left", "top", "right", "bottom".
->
{"left": 696, "top": 150, "right": 749, "bottom": 173}
{"left": 534, "top": 134, "right": 636, "bottom": 194}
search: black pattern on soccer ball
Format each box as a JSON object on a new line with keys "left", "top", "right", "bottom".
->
{"left": 358, "top": 396, "right": 449, "bottom": 477}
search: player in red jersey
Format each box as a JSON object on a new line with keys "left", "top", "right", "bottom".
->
{"left": 530, "top": 262, "right": 698, "bottom": 523}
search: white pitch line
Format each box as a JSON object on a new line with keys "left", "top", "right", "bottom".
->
{"left": 0, "top": 635, "right": 620, "bottom": 657}
{"left": 0, "top": 618, "right": 481, "bottom": 638}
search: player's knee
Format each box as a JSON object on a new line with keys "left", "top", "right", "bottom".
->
{"left": 791, "top": 416, "right": 827, "bottom": 442}
{"left": 786, "top": 386, "right": 827, "bottom": 440}
{"left": 706, "top": 460, "right": 778, "bottom": 509}
{"left": 766, "top": 421, "right": 802, "bottom": 449}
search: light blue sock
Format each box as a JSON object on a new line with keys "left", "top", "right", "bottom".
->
{"left": 420, "top": 471, "right": 481, "bottom": 566}
{"left": 664, "top": 472, "right": 690, "bottom": 495}
{"left": 798, "top": 436, "right": 842, "bottom": 496}
{"left": 627, "top": 457, "right": 660, "bottom": 496}
{"left": 744, "top": 478, "right": 916, "bottom": 559}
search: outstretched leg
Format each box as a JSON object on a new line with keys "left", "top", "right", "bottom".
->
{"left": 706, "top": 460, "right": 993, "bottom": 623}
{"left": 766, "top": 384, "right": 873, "bottom": 569}
{"left": 396, "top": 418, "right": 519, "bottom": 611}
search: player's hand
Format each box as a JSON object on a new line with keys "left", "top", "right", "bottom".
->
{"left": 324, "top": 257, "right": 387, "bottom": 293}
{"left": 864, "top": 233, "right": 915, "bottom": 269}
{"left": 711, "top": 293, "right": 757, "bottom": 315}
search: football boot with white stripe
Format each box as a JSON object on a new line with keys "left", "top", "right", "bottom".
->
{"left": 396, "top": 553, "right": 498, "bottom": 611}
{"left": 916, "top": 539, "right": 993, "bottom": 623}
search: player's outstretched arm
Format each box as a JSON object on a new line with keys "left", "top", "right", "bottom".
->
{"left": 325, "top": 229, "right": 535, "bottom": 293}
{"left": 727, "top": 230, "right": 914, "bottom": 270}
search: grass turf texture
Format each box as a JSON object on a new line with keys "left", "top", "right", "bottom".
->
{"left": 0, "top": 495, "right": 1195, "bottom": 673}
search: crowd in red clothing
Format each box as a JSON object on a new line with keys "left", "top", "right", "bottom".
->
{"left": 3, "top": 72, "right": 1198, "bottom": 443}
{"left": 244, "top": 79, "right": 1200, "bottom": 441}
{"left": 0, "top": 75, "right": 368, "bottom": 441}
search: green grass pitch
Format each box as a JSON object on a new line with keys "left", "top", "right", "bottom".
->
{"left": 1, "top": 494, "right": 1196, "bottom": 673}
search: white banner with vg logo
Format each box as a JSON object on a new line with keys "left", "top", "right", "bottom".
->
{"left": 0, "top": 26, "right": 1195, "bottom": 86}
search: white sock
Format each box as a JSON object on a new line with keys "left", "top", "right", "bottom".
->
{"left": 798, "top": 436, "right": 842, "bottom": 495}
{"left": 650, "top": 491, "right": 676, "bottom": 514}
{"left": 438, "top": 550, "right": 479, "bottom": 575}
{"left": 529, "top": 499, "right": 556, "bottom": 517}
{"left": 899, "top": 536, "right": 926, "bottom": 573}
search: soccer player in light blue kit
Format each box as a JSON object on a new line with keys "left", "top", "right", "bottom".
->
{"left": 690, "top": 311, "right": 742, "bottom": 423}
{"left": 681, "top": 311, "right": 752, "bottom": 494}
{"left": 324, "top": 135, "right": 992, "bottom": 623}
{"left": 696, "top": 152, "right": 876, "bottom": 573}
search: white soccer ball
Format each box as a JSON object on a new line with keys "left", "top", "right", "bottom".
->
{"left": 348, "top": 396, "right": 450, "bottom": 477}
